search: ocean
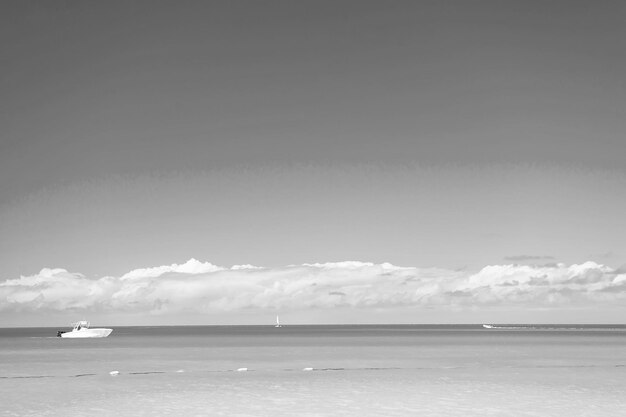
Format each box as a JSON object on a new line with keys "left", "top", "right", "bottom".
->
{"left": 1, "top": 325, "right": 625, "bottom": 416}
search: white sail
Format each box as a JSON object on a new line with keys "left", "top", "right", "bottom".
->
{"left": 275, "top": 315, "right": 282, "bottom": 327}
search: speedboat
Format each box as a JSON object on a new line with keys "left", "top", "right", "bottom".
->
{"left": 57, "top": 321, "right": 113, "bottom": 338}
{"left": 482, "top": 324, "right": 494, "bottom": 329}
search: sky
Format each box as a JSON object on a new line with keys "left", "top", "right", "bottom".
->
{"left": 1, "top": 1, "right": 625, "bottom": 326}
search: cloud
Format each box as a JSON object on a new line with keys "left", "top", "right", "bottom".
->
{"left": 120, "top": 258, "right": 224, "bottom": 280}
{"left": 1, "top": 259, "right": 625, "bottom": 316}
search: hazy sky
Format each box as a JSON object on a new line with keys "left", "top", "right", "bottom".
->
{"left": 1, "top": 1, "right": 625, "bottom": 325}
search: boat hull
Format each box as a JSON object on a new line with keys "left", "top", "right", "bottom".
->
{"left": 60, "top": 328, "right": 113, "bottom": 338}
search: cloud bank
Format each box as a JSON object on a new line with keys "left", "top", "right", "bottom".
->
{"left": 2, "top": 259, "right": 625, "bottom": 318}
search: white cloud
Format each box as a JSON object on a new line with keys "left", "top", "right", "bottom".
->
{"left": 120, "top": 258, "right": 224, "bottom": 280}
{"left": 1, "top": 260, "right": 625, "bottom": 316}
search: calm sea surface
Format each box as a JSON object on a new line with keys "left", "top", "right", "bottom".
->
{"left": 2, "top": 325, "right": 625, "bottom": 416}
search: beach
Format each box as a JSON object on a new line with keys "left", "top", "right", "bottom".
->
{"left": 2, "top": 325, "right": 625, "bottom": 416}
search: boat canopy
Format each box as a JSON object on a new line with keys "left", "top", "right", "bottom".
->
{"left": 72, "top": 321, "right": 90, "bottom": 330}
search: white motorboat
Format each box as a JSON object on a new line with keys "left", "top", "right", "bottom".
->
{"left": 57, "top": 321, "right": 113, "bottom": 338}
{"left": 482, "top": 324, "right": 494, "bottom": 329}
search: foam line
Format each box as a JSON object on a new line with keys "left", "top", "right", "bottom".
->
{"left": 128, "top": 371, "right": 166, "bottom": 375}
{"left": 2, "top": 363, "right": 625, "bottom": 379}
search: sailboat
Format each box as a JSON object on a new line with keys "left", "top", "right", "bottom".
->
{"left": 275, "top": 315, "right": 282, "bottom": 328}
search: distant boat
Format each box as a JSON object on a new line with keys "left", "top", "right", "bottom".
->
{"left": 275, "top": 315, "right": 282, "bottom": 328}
{"left": 57, "top": 321, "right": 113, "bottom": 338}
{"left": 482, "top": 324, "right": 494, "bottom": 329}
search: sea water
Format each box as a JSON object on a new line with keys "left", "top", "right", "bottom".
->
{"left": 1, "top": 325, "right": 625, "bottom": 416}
